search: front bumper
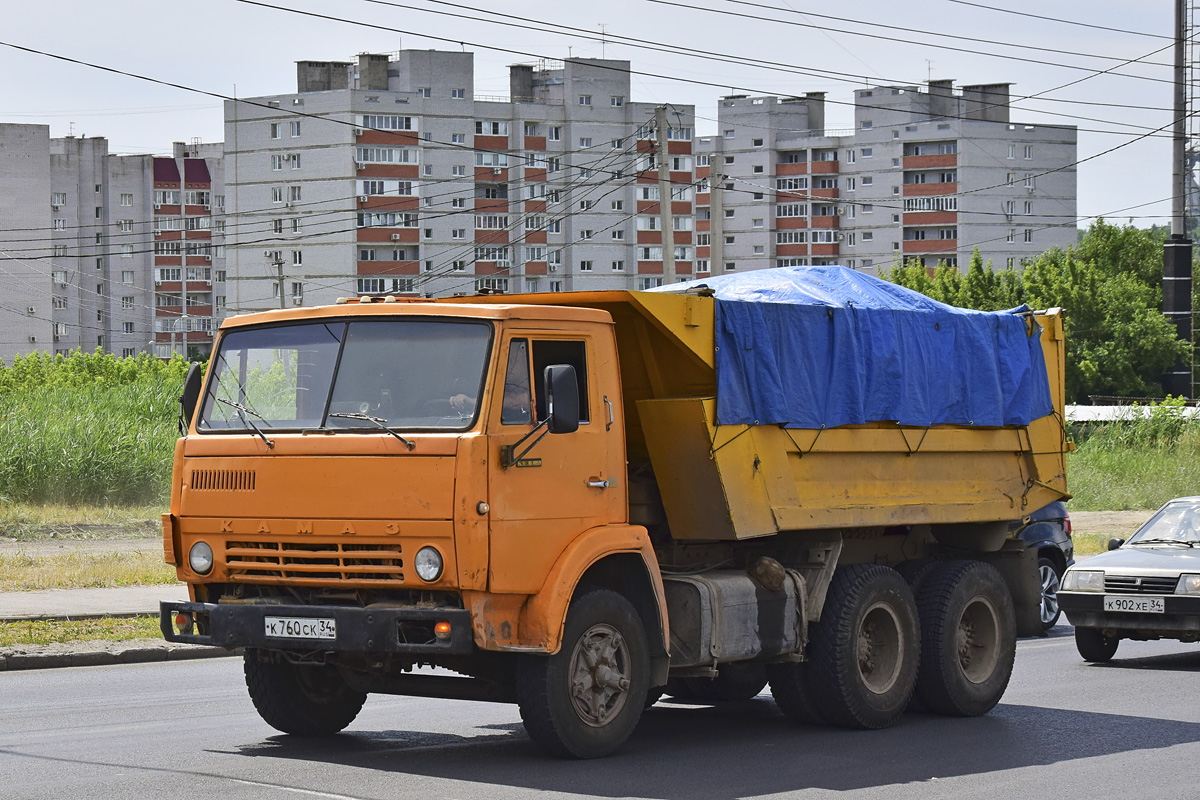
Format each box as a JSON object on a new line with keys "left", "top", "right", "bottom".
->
{"left": 160, "top": 600, "right": 475, "bottom": 655}
{"left": 1059, "top": 591, "right": 1200, "bottom": 636}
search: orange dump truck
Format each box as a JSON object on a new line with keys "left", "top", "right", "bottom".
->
{"left": 161, "top": 269, "right": 1069, "bottom": 758}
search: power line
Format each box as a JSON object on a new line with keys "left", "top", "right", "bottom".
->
{"left": 943, "top": 1, "right": 1171, "bottom": 40}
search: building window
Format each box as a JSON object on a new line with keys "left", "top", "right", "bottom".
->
{"left": 52, "top": 219, "right": 66, "bottom": 231}
{"left": 1006, "top": 229, "right": 1016, "bottom": 243}
{"left": 289, "top": 120, "right": 300, "bottom": 137}
{"left": 610, "top": 260, "right": 624, "bottom": 271}
{"left": 289, "top": 186, "right": 302, "bottom": 202}
{"left": 725, "top": 262, "right": 736, "bottom": 271}
{"left": 579, "top": 137, "right": 592, "bottom": 148}
{"left": 611, "top": 96, "right": 624, "bottom": 106}
{"left": 452, "top": 165, "right": 466, "bottom": 177}
{"left": 578, "top": 95, "right": 592, "bottom": 106}
{"left": 723, "top": 129, "right": 735, "bottom": 138}
{"left": 270, "top": 123, "right": 281, "bottom": 139}
{"left": 452, "top": 229, "right": 466, "bottom": 240}
{"left": 417, "top": 87, "right": 431, "bottom": 98}
{"left": 861, "top": 148, "right": 873, "bottom": 158}
{"left": 291, "top": 282, "right": 304, "bottom": 304}
{"left": 451, "top": 132, "right": 465, "bottom": 144}
{"left": 54, "top": 296, "right": 68, "bottom": 309}
{"left": 289, "top": 153, "right": 301, "bottom": 169}
{"left": 1024, "top": 200, "right": 1033, "bottom": 215}
{"left": 121, "top": 245, "right": 133, "bottom": 258}
{"left": 1024, "top": 229, "right": 1033, "bottom": 243}
{"left": 1024, "top": 145, "right": 1034, "bottom": 159}
{"left": 122, "top": 321, "right": 135, "bottom": 335}
{"left": 579, "top": 260, "right": 593, "bottom": 272}
{"left": 271, "top": 187, "right": 284, "bottom": 203}
{"left": 612, "top": 230, "right": 625, "bottom": 240}
{"left": 548, "top": 126, "right": 561, "bottom": 141}
{"left": 292, "top": 250, "right": 302, "bottom": 266}
{"left": 122, "top": 270, "right": 134, "bottom": 283}
{"left": 1008, "top": 144, "right": 1016, "bottom": 159}
{"left": 451, "top": 88, "right": 465, "bottom": 99}
{"left": 273, "top": 219, "right": 284, "bottom": 234}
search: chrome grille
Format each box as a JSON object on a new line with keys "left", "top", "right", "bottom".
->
{"left": 1104, "top": 575, "right": 1178, "bottom": 594}
{"left": 225, "top": 540, "right": 403, "bottom": 586}
{"left": 191, "top": 469, "right": 256, "bottom": 491}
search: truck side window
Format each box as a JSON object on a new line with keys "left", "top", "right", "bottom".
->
{"left": 501, "top": 339, "right": 532, "bottom": 425}
{"left": 533, "top": 340, "right": 589, "bottom": 423}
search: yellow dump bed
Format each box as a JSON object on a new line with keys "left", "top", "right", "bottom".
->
{"left": 448, "top": 290, "right": 1069, "bottom": 540}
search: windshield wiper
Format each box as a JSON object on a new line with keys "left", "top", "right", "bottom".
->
{"left": 215, "top": 397, "right": 275, "bottom": 449}
{"left": 327, "top": 412, "right": 416, "bottom": 451}
{"left": 1131, "top": 537, "right": 1198, "bottom": 547}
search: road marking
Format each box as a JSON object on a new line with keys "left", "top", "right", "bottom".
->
{"left": 227, "top": 778, "right": 370, "bottom": 799}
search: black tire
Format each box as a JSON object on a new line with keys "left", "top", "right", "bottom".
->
{"left": 914, "top": 560, "right": 1016, "bottom": 717}
{"left": 767, "top": 661, "right": 829, "bottom": 725}
{"left": 895, "top": 559, "right": 937, "bottom": 594}
{"left": 1037, "top": 556, "right": 1064, "bottom": 631}
{"left": 805, "top": 564, "right": 920, "bottom": 729}
{"left": 671, "top": 663, "right": 767, "bottom": 703}
{"left": 243, "top": 648, "right": 367, "bottom": 736}
{"left": 516, "top": 587, "right": 650, "bottom": 758}
{"left": 1075, "top": 626, "right": 1120, "bottom": 663}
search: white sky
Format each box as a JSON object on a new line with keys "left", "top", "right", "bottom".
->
{"left": 0, "top": 0, "right": 1179, "bottom": 226}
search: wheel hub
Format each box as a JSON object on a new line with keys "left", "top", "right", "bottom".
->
{"left": 956, "top": 596, "right": 1001, "bottom": 684}
{"left": 857, "top": 602, "right": 904, "bottom": 695}
{"left": 569, "top": 623, "right": 631, "bottom": 727}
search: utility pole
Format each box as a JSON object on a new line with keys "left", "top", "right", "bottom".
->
{"left": 274, "top": 254, "right": 286, "bottom": 310}
{"left": 1164, "top": 0, "right": 1194, "bottom": 397}
{"left": 655, "top": 105, "right": 676, "bottom": 284}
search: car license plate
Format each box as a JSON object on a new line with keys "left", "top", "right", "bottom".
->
{"left": 1103, "top": 596, "right": 1165, "bottom": 614}
{"left": 264, "top": 616, "right": 337, "bottom": 640}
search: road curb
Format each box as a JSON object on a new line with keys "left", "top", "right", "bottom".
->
{"left": 0, "top": 643, "right": 241, "bottom": 672}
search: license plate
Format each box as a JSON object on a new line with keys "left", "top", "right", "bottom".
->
{"left": 264, "top": 616, "right": 337, "bottom": 640}
{"left": 1103, "top": 596, "right": 1165, "bottom": 614}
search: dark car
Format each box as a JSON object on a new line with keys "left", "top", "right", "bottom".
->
{"left": 1014, "top": 500, "right": 1074, "bottom": 631}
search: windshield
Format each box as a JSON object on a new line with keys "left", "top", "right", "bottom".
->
{"left": 198, "top": 318, "right": 493, "bottom": 433}
{"left": 1128, "top": 500, "right": 1200, "bottom": 545}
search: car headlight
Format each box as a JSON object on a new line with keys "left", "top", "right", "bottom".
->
{"left": 414, "top": 546, "right": 443, "bottom": 582}
{"left": 1176, "top": 574, "right": 1200, "bottom": 595}
{"left": 1062, "top": 569, "right": 1104, "bottom": 592}
{"left": 188, "top": 541, "right": 214, "bottom": 575}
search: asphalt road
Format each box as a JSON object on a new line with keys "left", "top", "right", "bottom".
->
{"left": 2, "top": 626, "right": 1199, "bottom": 800}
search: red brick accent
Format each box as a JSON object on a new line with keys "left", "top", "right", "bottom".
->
{"left": 903, "top": 154, "right": 957, "bottom": 170}
{"left": 637, "top": 231, "right": 663, "bottom": 245}
{"left": 776, "top": 244, "right": 808, "bottom": 257}
{"left": 903, "top": 239, "right": 957, "bottom": 253}
{"left": 357, "top": 228, "right": 418, "bottom": 243}
{"left": 810, "top": 160, "right": 839, "bottom": 174}
{"left": 358, "top": 165, "right": 420, "bottom": 179}
{"left": 473, "top": 197, "right": 508, "bottom": 212}
{"left": 523, "top": 136, "right": 546, "bottom": 150}
{"left": 811, "top": 243, "right": 839, "bottom": 256}
{"left": 356, "top": 130, "right": 418, "bottom": 146}
{"left": 903, "top": 182, "right": 957, "bottom": 197}
{"left": 356, "top": 260, "right": 419, "bottom": 275}
{"left": 777, "top": 162, "right": 809, "bottom": 176}
{"left": 475, "top": 230, "right": 509, "bottom": 244}
{"left": 775, "top": 217, "right": 808, "bottom": 229}
{"left": 524, "top": 261, "right": 547, "bottom": 275}
{"left": 475, "top": 167, "right": 509, "bottom": 182}
{"left": 667, "top": 141, "right": 692, "bottom": 154}
{"left": 810, "top": 216, "right": 839, "bottom": 229}
{"left": 903, "top": 211, "right": 958, "bottom": 225}
{"left": 473, "top": 135, "right": 510, "bottom": 150}
{"left": 637, "top": 261, "right": 663, "bottom": 274}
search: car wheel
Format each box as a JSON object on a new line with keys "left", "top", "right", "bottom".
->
{"left": 1038, "top": 556, "right": 1063, "bottom": 631}
{"left": 1075, "top": 626, "right": 1120, "bottom": 663}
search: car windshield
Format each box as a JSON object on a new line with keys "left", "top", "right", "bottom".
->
{"left": 1128, "top": 500, "right": 1200, "bottom": 545}
{"left": 197, "top": 318, "right": 492, "bottom": 432}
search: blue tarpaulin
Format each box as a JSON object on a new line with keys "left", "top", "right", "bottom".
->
{"left": 650, "top": 267, "right": 1054, "bottom": 429}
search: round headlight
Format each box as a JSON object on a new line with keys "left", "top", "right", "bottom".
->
{"left": 189, "top": 541, "right": 214, "bottom": 575}
{"left": 414, "top": 546, "right": 443, "bottom": 582}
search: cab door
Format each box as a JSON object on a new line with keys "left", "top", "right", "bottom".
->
{"left": 486, "top": 325, "right": 623, "bottom": 593}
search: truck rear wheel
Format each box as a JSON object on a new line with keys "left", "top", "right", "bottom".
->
{"left": 767, "top": 661, "right": 829, "bottom": 725}
{"left": 243, "top": 648, "right": 367, "bottom": 736}
{"left": 516, "top": 587, "right": 650, "bottom": 758}
{"left": 914, "top": 560, "right": 1016, "bottom": 717}
{"left": 805, "top": 564, "right": 920, "bottom": 729}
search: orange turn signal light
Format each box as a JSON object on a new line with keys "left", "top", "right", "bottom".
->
{"left": 174, "top": 612, "right": 193, "bottom": 633}
{"left": 434, "top": 621, "right": 452, "bottom": 640}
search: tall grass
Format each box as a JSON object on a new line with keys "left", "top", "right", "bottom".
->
{"left": 1066, "top": 397, "right": 1200, "bottom": 511}
{"left": 0, "top": 351, "right": 189, "bottom": 505}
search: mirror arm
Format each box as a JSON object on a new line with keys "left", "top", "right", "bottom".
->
{"left": 502, "top": 418, "right": 550, "bottom": 468}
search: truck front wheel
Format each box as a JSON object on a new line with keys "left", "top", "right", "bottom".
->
{"left": 243, "top": 648, "right": 367, "bottom": 735}
{"left": 914, "top": 560, "right": 1016, "bottom": 716}
{"left": 516, "top": 587, "right": 650, "bottom": 758}
{"left": 805, "top": 564, "right": 920, "bottom": 729}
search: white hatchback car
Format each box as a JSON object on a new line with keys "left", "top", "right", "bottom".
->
{"left": 1059, "top": 497, "right": 1200, "bottom": 662}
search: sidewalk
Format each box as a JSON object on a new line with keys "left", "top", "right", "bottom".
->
{"left": 0, "top": 583, "right": 234, "bottom": 673}
{"left": 0, "top": 584, "right": 189, "bottom": 621}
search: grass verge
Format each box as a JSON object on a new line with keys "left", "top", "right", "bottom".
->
{"left": 0, "top": 616, "right": 161, "bottom": 648}
{"left": 0, "top": 502, "right": 162, "bottom": 541}
{"left": 0, "top": 550, "right": 176, "bottom": 592}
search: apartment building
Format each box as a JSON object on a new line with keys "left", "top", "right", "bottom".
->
{"left": 696, "top": 80, "right": 1077, "bottom": 277}
{"left": 223, "top": 51, "right": 696, "bottom": 309}
{"left": 0, "top": 124, "right": 52, "bottom": 358}
{"left": 0, "top": 125, "right": 226, "bottom": 361}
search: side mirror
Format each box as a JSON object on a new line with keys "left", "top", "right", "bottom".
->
{"left": 544, "top": 364, "right": 579, "bottom": 434}
{"left": 179, "top": 362, "right": 204, "bottom": 435}
{"left": 1108, "top": 537, "right": 1125, "bottom": 551}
